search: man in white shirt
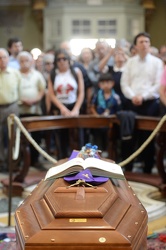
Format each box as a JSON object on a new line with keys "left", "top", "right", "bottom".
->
{"left": 120, "top": 32, "right": 164, "bottom": 173}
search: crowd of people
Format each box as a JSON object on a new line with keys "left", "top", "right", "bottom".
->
{"left": 1, "top": 32, "right": 166, "bottom": 174}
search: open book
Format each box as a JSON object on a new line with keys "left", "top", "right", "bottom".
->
{"left": 44, "top": 157, "right": 125, "bottom": 181}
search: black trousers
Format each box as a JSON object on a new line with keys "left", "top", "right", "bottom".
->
{"left": 123, "top": 98, "right": 160, "bottom": 173}
{"left": 52, "top": 103, "right": 76, "bottom": 160}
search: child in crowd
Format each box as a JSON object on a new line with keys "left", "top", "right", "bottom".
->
{"left": 90, "top": 73, "right": 121, "bottom": 154}
{"left": 90, "top": 73, "right": 121, "bottom": 116}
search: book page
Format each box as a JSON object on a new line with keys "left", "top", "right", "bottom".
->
{"left": 84, "top": 157, "right": 124, "bottom": 176}
{"left": 44, "top": 157, "right": 85, "bottom": 180}
{"left": 45, "top": 157, "right": 124, "bottom": 180}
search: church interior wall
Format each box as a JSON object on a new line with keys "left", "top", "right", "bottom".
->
{"left": 0, "top": 6, "right": 43, "bottom": 51}
{"left": 0, "top": 1, "right": 165, "bottom": 53}
{"left": 148, "top": 0, "right": 166, "bottom": 48}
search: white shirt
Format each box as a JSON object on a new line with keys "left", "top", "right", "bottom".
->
{"left": 120, "top": 53, "right": 164, "bottom": 100}
{"left": 8, "top": 56, "right": 20, "bottom": 69}
{"left": 54, "top": 69, "right": 78, "bottom": 104}
{"left": 0, "top": 67, "right": 21, "bottom": 104}
{"left": 113, "top": 65, "right": 125, "bottom": 72}
{"left": 19, "top": 69, "right": 46, "bottom": 115}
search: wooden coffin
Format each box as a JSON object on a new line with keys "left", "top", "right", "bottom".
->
{"left": 15, "top": 176, "right": 148, "bottom": 250}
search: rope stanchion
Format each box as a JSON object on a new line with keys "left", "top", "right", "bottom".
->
{"left": 8, "top": 114, "right": 57, "bottom": 165}
{"left": 7, "top": 113, "right": 166, "bottom": 168}
{"left": 7, "top": 115, "right": 20, "bottom": 160}
{"left": 119, "top": 114, "right": 166, "bottom": 167}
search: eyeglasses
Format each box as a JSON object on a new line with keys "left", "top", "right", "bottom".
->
{"left": 56, "top": 57, "right": 68, "bottom": 62}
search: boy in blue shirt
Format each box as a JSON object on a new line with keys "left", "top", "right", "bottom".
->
{"left": 90, "top": 73, "right": 121, "bottom": 155}
{"left": 91, "top": 73, "right": 121, "bottom": 115}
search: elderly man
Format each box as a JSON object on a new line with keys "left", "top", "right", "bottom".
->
{"left": 120, "top": 32, "right": 164, "bottom": 173}
{"left": 88, "top": 40, "right": 114, "bottom": 93}
{"left": 0, "top": 48, "right": 21, "bottom": 172}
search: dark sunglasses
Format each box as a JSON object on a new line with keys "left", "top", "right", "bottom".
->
{"left": 56, "top": 57, "right": 68, "bottom": 62}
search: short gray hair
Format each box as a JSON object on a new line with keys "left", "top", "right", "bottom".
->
{"left": 0, "top": 48, "right": 9, "bottom": 56}
{"left": 43, "top": 53, "right": 54, "bottom": 63}
{"left": 17, "top": 51, "right": 33, "bottom": 61}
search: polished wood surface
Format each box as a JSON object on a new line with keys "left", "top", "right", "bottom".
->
{"left": 20, "top": 114, "right": 166, "bottom": 132}
{"left": 15, "top": 177, "right": 148, "bottom": 250}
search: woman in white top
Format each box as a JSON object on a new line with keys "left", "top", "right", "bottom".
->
{"left": 47, "top": 49, "right": 84, "bottom": 158}
{"left": 48, "top": 49, "right": 84, "bottom": 116}
{"left": 18, "top": 51, "right": 46, "bottom": 168}
{"left": 18, "top": 51, "right": 46, "bottom": 116}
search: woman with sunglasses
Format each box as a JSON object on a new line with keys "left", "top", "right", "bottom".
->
{"left": 47, "top": 48, "right": 84, "bottom": 158}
